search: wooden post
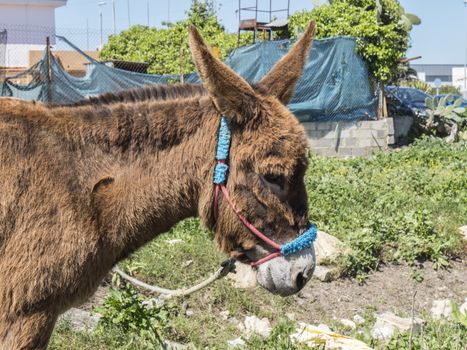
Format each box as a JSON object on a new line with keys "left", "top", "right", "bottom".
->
{"left": 179, "top": 46, "right": 184, "bottom": 84}
{"left": 377, "top": 82, "right": 383, "bottom": 120}
{"left": 383, "top": 93, "right": 388, "bottom": 118}
{"left": 45, "top": 36, "right": 52, "bottom": 103}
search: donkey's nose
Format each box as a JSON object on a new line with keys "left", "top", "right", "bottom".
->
{"left": 292, "top": 270, "right": 308, "bottom": 291}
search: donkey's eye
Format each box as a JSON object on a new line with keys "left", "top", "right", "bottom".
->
{"left": 263, "top": 173, "right": 285, "bottom": 189}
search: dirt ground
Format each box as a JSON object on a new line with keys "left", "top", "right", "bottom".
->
{"left": 292, "top": 260, "right": 466, "bottom": 323}
{"left": 81, "top": 259, "right": 466, "bottom": 326}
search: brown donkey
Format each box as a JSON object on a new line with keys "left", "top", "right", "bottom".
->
{"left": 0, "top": 22, "right": 316, "bottom": 349}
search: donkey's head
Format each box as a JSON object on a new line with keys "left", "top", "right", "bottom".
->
{"left": 190, "top": 22, "right": 316, "bottom": 296}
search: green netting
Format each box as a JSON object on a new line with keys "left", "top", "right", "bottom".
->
{"left": 1, "top": 35, "right": 377, "bottom": 121}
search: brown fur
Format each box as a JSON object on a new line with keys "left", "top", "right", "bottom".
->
{"left": 0, "top": 21, "right": 315, "bottom": 349}
{"left": 65, "top": 83, "right": 207, "bottom": 107}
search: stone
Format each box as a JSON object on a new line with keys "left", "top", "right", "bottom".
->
{"left": 317, "top": 324, "right": 333, "bottom": 333}
{"left": 229, "top": 317, "right": 244, "bottom": 331}
{"left": 243, "top": 315, "right": 272, "bottom": 338}
{"left": 227, "top": 337, "right": 246, "bottom": 348}
{"left": 308, "top": 138, "right": 335, "bottom": 148}
{"left": 431, "top": 299, "right": 453, "bottom": 320}
{"left": 317, "top": 121, "right": 333, "bottom": 130}
{"left": 371, "top": 312, "right": 425, "bottom": 340}
{"left": 353, "top": 314, "right": 366, "bottom": 325}
{"left": 227, "top": 261, "right": 258, "bottom": 289}
{"left": 167, "top": 239, "right": 184, "bottom": 245}
{"left": 314, "top": 231, "right": 344, "bottom": 265}
{"left": 340, "top": 318, "right": 357, "bottom": 329}
{"left": 343, "top": 138, "right": 358, "bottom": 147}
{"left": 338, "top": 148, "right": 354, "bottom": 157}
{"left": 459, "top": 298, "right": 467, "bottom": 314}
{"left": 302, "top": 122, "right": 317, "bottom": 131}
{"left": 459, "top": 226, "right": 467, "bottom": 241}
{"left": 220, "top": 310, "right": 230, "bottom": 320}
{"left": 352, "top": 148, "right": 370, "bottom": 156}
{"left": 183, "top": 259, "right": 193, "bottom": 267}
{"left": 185, "top": 309, "right": 194, "bottom": 317}
{"left": 164, "top": 340, "right": 190, "bottom": 350}
{"left": 313, "top": 265, "right": 335, "bottom": 282}
{"left": 387, "top": 117, "right": 395, "bottom": 135}
{"left": 60, "top": 308, "right": 101, "bottom": 332}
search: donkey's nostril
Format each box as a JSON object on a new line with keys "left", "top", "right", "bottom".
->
{"left": 295, "top": 272, "right": 306, "bottom": 291}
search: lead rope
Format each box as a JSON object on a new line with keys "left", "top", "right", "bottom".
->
{"left": 112, "top": 258, "right": 236, "bottom": 299}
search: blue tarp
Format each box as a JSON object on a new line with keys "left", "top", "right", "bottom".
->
{"left": 1, "top": 36, "right": 377, "bottom": 121}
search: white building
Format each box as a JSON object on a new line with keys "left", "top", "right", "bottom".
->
{"left": 412, "top": 64, "right": 467, "bottom": 98}
{"left": 0, "top": 0, "right": 67, "bottom": 67}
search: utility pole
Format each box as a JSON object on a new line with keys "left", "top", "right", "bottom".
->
{"left": 86, "top": 18, "right": 89, "bottom": 50}
{"left": 147, "top": 0, "right": 150, "bottom": 26}
{"left": 127, "top": 0, "right": 131, "bottom": 28}
{"left": 167, "top": 0, "right": 170, "bottom": 23}
{"left": 112, "top": 0, "right": 116, "bottom": 34}
{"left": 98, "top": 1, "right": 107, "bottom": 49}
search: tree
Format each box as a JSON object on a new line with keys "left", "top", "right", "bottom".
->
{"left": 101, "top": 1, "right": 251, "bottom": 75}
{"left": 289, "top": 0, "right": 417, "bottom": 82}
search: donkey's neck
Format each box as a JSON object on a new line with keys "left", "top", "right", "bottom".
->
{"left": 62, "top": 97, "right": 220, "bottom": 260}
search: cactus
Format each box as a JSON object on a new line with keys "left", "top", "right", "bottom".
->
{"left": 424, "top": 94, "right": 466, "bottom": 142}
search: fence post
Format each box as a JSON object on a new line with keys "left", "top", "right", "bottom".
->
{"left": 0, "top": 29, "right": 6, "bottom": 81}
{"left": 179, "top": 46, "right": 184, "bottom": 83}
{"left": 377, "top": 82, "right": 384, "bottom": 120}
{"left": 45, "top": 36, "right": 52, "bottom": 103}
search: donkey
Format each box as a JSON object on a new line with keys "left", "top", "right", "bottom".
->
{"left": 0, "top": 22, "right": 316, "bottom": 349}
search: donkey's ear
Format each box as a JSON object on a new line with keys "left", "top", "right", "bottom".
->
{"left": 258, "top": 21, "right": 316, "bottom": 104}
{"left": 188, "top": 26, "right": 258, "bottom": 124}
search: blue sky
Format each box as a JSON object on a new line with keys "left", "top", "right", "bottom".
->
{"left": 55, "top": 0, "right": 467, "bottom": 64}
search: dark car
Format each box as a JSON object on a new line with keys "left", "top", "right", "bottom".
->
{"left": 385, "top": 86, "right": 431, "bottom": 117}
{"left": 435, "top": 94, "right": 467, "bottom": 108}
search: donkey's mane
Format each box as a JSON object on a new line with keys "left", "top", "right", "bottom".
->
{"left": 65, "top": 83, "right": 207, "bottom": 107}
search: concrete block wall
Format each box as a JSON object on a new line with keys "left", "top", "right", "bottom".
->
{"left": 303, "top": 118, "right": 395, "bottom": 157}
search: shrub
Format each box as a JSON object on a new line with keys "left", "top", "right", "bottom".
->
{"left": 289, "top": 0, "right": 413, "bottom": 82}
{"left": 101, "top": 0, "right": 251, "bottom": 75}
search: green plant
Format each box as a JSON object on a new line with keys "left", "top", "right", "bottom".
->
{"left": 429, "top": 85, "right": 462, "bottom": 96}
{"left": 306, "top": 137, "right": 466, "bottom": 278}
{"left": 400, "top": 79, "right": 431, "bottom": 93}
{"left": 424, "top": 94, "right": 466, "bottom": 142}
{"left": 95, "top": 283, "right": 169, "bottom": 346}
{"left": 289, "top": 0, "right": 413, "bottom": 82}
{"left": 451, "top": 300, "right": 467, "bottom": 328}
{"left": 380, "top": 317, "right": 467, "bottom": 350}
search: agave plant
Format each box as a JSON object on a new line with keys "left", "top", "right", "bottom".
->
{"left": 425, "top": 94, "right": 466, "bottom": 143}
{"left": 401, "top": 79, "right": 431, "bottom": 93}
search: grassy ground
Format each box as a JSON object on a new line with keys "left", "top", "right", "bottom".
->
{"left": 50, "top": 137, "right": 467, "bottom": 349}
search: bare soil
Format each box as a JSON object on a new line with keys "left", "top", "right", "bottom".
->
{"left": 291, "top": 259, "right": 466, "bottom": 323}
{"left": 80, "top": 259, "right": 466, "bottom": 326}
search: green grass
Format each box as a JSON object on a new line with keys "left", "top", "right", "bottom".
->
{"left": 50, "top": 137, "right": 467, "bottom": 349}
{"left": 306, "top": 137, "right": 466, "bottom": 279}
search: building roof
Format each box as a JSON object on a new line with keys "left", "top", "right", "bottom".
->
{"left": 411, "top": 64, "right": 464, "bottom": 75}
{"left": 0, "top": 0, "right": 66, "bottom": 7}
